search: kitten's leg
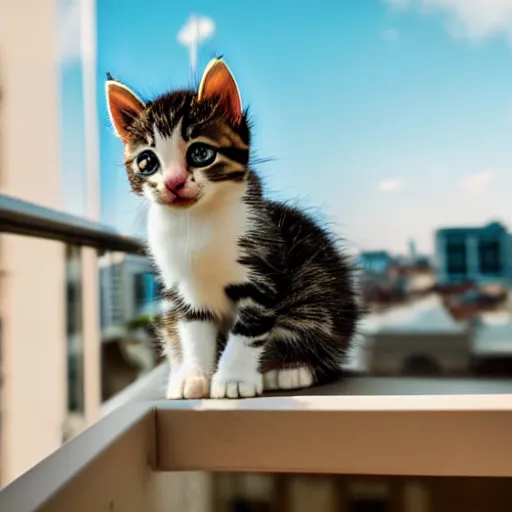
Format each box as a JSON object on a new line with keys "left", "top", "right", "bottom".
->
{"left": 160, "top": 308, "right": 183, "bottom": 375}
{"left": 259, "top": 330, "right": 317, "bottom": 392}
{"left": 210, "top": 298, "right": 273, "bottom": 399}
{"left": 166, "top": 319, "right": 218, "bottom": 400}
{"left": 210, "top": 334, "right": 266, "bottom": 398}
{"left": 166, "top": 336, "right": 183, "bottom": 375}
{"left": 261, "top": 326, "right": 341, "bottom": 392}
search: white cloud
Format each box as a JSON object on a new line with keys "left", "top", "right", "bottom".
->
{"left": 428, "top": 165, "right": 444, "bottom": 178}
{"left": 177, "top": 15, "right": 215, "bottom": 73}
{"left": 378, "top": 178, "right": 405, "bottom": 192}
{"left": 383, "top": 0, "right": 512, "bottom": 43}
{"left": 460, "top": 171, "right": 494, "bottom": 195}
{"left": 382, "top": 28, "right": 399, "bottom": 41}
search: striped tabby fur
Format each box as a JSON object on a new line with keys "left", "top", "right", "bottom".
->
{"left": 105, "top": 58, "right": 360, "bottom": 399}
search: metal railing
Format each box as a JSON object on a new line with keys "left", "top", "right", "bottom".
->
{"left": 0, "top": 193, "right": 144, "bottom": 253}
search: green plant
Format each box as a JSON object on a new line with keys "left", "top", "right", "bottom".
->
{"left": 126, "top": 314, "right": 161, "bottom": 336}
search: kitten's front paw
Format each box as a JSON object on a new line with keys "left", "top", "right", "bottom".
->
{"left": 210, "top": 368, "right": 263, "bottom": 399}
{"left": 166, "top": 366, "right": 210, "bottom": 400}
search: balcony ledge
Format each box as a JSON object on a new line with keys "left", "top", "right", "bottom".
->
{"left": 154, "top": 392, "right": 512, "bottom": 476}
{"left": 2, "top": 375, "right": 512, "bottom": 512}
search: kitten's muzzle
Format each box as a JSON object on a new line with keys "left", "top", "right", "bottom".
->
{"left": 162, "top": 173, "right": 200, "bottom": 206}
{"left": 164, "top": 174, "right": 187, "bottom": 194}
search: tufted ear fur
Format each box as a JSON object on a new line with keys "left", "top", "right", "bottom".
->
{"left": 197, "top": 59, "right": 243, "bottom": 124}
{"left": 105, "top": 77, "right": 145, "bottom": 142}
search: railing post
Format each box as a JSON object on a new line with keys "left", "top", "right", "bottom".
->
{"left": 81, "top": 247, "right": 101, "bottom": 424}
{"left": 79, "top": 0, "right": 102, "bottom": 427}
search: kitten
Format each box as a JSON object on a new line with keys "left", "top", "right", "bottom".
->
{"left": 106, "top": 58, "right": 360, "bottom": 399}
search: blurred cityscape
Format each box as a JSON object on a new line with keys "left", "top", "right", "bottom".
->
{"left": 1, "top": 0, "right": 512, "bottom": 510}
{"left": 355, "top": 221, "right": 512, "bottom": 378}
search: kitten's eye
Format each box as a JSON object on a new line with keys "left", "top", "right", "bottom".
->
{"left": 186, "top": 142, "right": 217, "bottom": 167}
{"left": 136, "top": 150, "right": 160, "bottom": 176}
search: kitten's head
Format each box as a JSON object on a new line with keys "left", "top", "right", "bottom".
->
{"left": 106, "top": 59, "right": 250, "bottom": 210}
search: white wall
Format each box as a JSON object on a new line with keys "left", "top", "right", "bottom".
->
{"left": 0, "top": 0, "right": 67, "bottom": 486}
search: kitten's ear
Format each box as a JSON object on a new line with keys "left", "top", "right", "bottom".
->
{"left": 197, "top": 59, "right": 243, "bottom": 124}
{"left": 105, "top": 77, "right": 145, "bottom": 142}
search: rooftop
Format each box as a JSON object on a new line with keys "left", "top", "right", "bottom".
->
{"left": 361, "top": 296, "right": 467, "bottom": 335}
{"left": 436, "top": 221, "right": 508, "bottom": 237}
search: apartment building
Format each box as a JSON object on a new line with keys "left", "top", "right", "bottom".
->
{"left": 99, "top": 253, "right": 160, "bottom": 331}
{"left": 0, "top": 0, "right": 103, "bottom": 487}
{"left": 435, "top": 221, "right": 512, "bottom": 285}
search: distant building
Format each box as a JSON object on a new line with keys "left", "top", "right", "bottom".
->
{"left": 364, "top": 297, "right": 473, "bottom": 376}
{"left": 472, "top": 313, "right": 512, "bottom": 376}
{"left": 99, "top": 253, "right": 161, "bottom": 331}
{"left": 408, "top": 238, "right": 417, "bottom": 262}
{"left": 99, "top": 253, "right": 162, "bottom": 402}
{"left": 358, "top": 251, "right": 394, "bottom": 274}
{"left": 435, "top": 221, "right": 512, "bottom": 285}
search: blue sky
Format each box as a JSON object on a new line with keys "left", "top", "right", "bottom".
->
{"left": 60, "top": 0, "right": 512, "bottom": 254}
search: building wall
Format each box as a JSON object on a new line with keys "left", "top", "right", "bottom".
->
{"left": 369, "top": 333, "right": 472, "bottom": 376}
{"left": 0, "top": 0, "right": 66, "bottom": 485}
{"left": 0, "top": 0, "right": 101, "bottom": 487}
{"left": 436, "top": 224, "right": 512, "bottom": 285}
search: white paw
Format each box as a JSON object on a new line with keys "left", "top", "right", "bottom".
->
{"left": 166, "top": 366, "right": 210, "bottom": 400}
{"left": 263, "top": 366, "right": 314, "bottom": 391}
{"left": 210, "top": 368, "right": 263, "bottom": 399}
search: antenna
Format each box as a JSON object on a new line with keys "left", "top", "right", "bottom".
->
{"left": 189, "top": 14, "right": 198, "bottom": 79}
{"left": 177, "top": 14, "right": 215, "bottom": 79}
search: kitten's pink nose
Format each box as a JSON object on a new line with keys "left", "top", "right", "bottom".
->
{"left": 164, "top": 174, "right": 187, "bottom": 193}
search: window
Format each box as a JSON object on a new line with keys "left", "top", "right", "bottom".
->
{"left": 144, "top": 272, "right": 157, "bottom": 302}
{"left": 65, "top": 245, "right": 84, "bottom": 414}
{"left": 134, "top": 272, "right": 146, "bottom": 310}
{"left": 134, "top": 271, "right": 160, "bottom": 316}
{"left": 445, "top": 239, "right": 467, "bottom": 276}
{"left": 134, "top": 272, "right": 158, "bottom": 309}
{"left": 478, "top": 240, "right": 502, "bottom": 275}
{"left": 348, "top": 499, "right": 390, "bottom": 512}
{"left": 110, "top": 265, "right": 125, "bottom": 325}
{"left": 401, "top": 354, "right": 442, "bottom": 377}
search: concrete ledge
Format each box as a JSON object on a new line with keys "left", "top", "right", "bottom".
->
{"left": 155, "top": 394, "right": 512, "bottom": 477}
{"left": 3, "top": 380, "right": 512, "bottom": 511}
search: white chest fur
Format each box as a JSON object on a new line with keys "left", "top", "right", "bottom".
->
{"left": 147, "top": 199, "right": 249, "bottom": 316}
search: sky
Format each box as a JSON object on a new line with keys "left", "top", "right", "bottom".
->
{"left": 59, "top": 0, "right": 512, "bottom": 255}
